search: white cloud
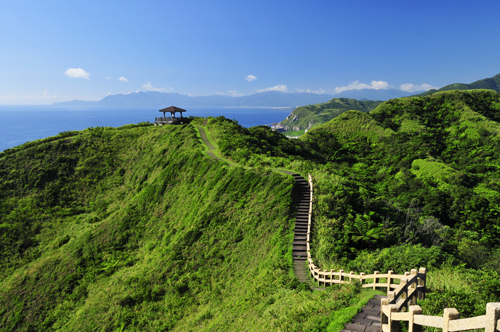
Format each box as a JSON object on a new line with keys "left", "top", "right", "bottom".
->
{"left": 65, "top": 68, "right": 90, "bottom": 79}
{"left": 257, "top": 84, "right": 287, "bottom": 93}
{"left": 295, "top": 88, "right": 326, "bottom": 94}
{"left": 119, "top": 77, "right": 128, "bottom": 82}
{"left": 141, "top": 82, "right": 172, "bottom": 92}
{"left": 105, "top": 76, "right": 112, "bottom": 79}
{"left": 400, "top": 83, "right": 438, "bottom": 92}
{"left": 335, "top": 80, "right": 390, "bottom": 93}
{"left": 245, "top": 75, "right": 257, "bottom": 82}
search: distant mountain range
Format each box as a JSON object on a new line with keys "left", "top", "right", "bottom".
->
{"left": 414, "top": 73, "right": 500, "bottom": 96}
{"left": 52, "top": 73, "right": 500, "bottom": 109}
{"left": 54, "top": 91, "right": 333, "bottom": 108}
{"left": 52, "top": 89, "right": 425, "bottom": 108}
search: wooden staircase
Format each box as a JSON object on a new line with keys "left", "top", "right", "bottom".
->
{"left": 292, "top": 173, "right": 310, "bottom": 262}
{"left": 291, "top": 173, "right": 314, "bottom": 285}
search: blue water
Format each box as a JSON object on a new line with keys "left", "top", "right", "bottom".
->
{"left": 0, "top": 106, "right": 292, "bottom": 152}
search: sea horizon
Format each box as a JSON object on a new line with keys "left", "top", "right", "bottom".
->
{"left": 0, "top": 106, "right": 292, "bottom": 152}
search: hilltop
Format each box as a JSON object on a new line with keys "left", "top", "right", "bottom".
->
{"left": 274, "top": 73, "right": 500, "bottom": 136}
{"left": 272, "top": 98, "right": 382, "bottom": 136}
{"left": 414, "top": 73, "right": 500, "bottom": 96}
{"left": 2, "top": 89, "right": 500, "bottom": 330}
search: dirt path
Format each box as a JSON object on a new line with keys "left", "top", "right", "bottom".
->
{"left": 196, "top": 126, "right": 231, "bottom": 164}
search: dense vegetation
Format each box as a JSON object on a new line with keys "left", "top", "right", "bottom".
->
{"left": 0, "top": 121, "right": 377, "bottom": 331}
{"left": 2, "top": 89, "right": 500, "bottom": 330}
{"left": 204, "top": 89, "right": 500, "bottom": 320}
{"left": 275, "top": 98, "right": 382, "bottom": 136}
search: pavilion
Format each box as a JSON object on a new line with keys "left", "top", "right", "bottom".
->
{"left": 154, "top": 106, "right": 187, "bottom": 125}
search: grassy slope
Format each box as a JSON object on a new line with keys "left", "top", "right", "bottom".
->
{"left": 0, "top": 121, "right": 372, "bottom": 331}
{"left": 205, "top": 90, "right": 500, "bottom": 319}
{"left": 276, "top": 98, "right": 382, "bottom": 136}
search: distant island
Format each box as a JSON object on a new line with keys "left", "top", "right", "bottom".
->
{"left": 52, "top": 89, "right": 424, "bottom": 108}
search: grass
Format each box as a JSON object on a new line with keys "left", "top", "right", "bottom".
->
{"left": 0, "top": 121, "right": 372, "bottom": 331}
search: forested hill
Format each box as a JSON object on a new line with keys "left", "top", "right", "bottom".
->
{"left": 204, "top": 89, "right": 500, "bottom": 319}
{"left": 414, "top": 72, "right": 500, "bottom": 97}
{"left": 273, "top": 98, "right": 382, "bottom": 136}
{"left": 2, "top": 89, "right": 500, "bottom": 330}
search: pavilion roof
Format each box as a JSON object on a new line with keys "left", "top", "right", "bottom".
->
{"left": 159, "top": 106, "right": 187, "bottom": 113}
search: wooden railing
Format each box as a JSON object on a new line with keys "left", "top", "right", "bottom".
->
{"left": 381, "top": 302, "right": 500, "bottom": 332}
{"left": 155, "top": 117, "right": 173, "bottom": 121}
{"left": 305, "top": 173, "right": 500, "bottom": 332}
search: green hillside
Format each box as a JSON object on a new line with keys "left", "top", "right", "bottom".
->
{"left": 415, "top": 73, "right": 500, "bottom": 97}
{"left": 205, "top": 89, "right": 500, "bottom": 318}
{"left": 3, "top": 89, "right": 500, "bottom": 330}
{"left": 0, "top": 121, "right": 374, "bottom": 331}
{"left": 273, "top": 98, "right": 382, "bottom": 136}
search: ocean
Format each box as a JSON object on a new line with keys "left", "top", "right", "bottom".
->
{"left": 0, "top": 106, "right": 292, "bottom": 152}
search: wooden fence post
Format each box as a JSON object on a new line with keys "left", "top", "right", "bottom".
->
{"left": 387, "top": 270, "right": 393, "bottom": 293}
{"left": 443, "top": 308, "right": 460, "bottom": 332}
{"left": 339, "top": 269, "right": 344, "bottom": 283}
{"left": 486, "top": 302, "right": 500, "bottom": 332}
{"left": 401, "top": 278, "right": 408, "bottom": 299}
{"left": 381, "top": 298, "right": 390, "bottom": 332}
{"left": 350, "top": 271, "right": 354, "bottom": 282}
{"left": 387, "top": 304, "right": 400, "bottom": 332}
{"left": 418, "top": 267, "right": 426, "bottom": 300}
{"left": 408, "top": 305, "right": 422, "bottom": 332}
{"left": 388, "top": 291, "right": 395, "bottom": 304}
{"left": 410, "top": 269, "right": 417, "bottom": 305}
{"left": 374, "top": 271, "right": 379, "bottom": 290}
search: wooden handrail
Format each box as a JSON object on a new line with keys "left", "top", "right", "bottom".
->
{"left": 306, "top": 173, "right": 499, "bottom": 332}
{"left": 381, "top": 303, "right": 500, "bottom": 332}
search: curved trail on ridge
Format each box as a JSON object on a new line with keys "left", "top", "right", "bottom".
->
{"left": 195, "top": 125, "right": 382, "bottom": 331}
{"left": 197, "top": 126, "right": 231, "bottom": 165}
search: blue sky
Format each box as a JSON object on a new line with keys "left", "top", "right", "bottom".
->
{"left": 1, "top": 0, "right": 500, "bottom": 105}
